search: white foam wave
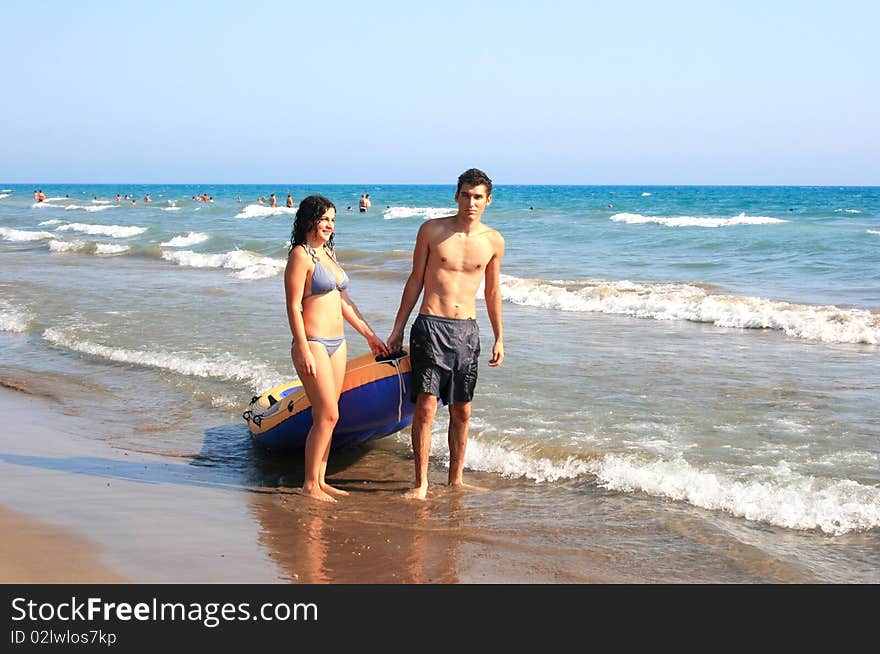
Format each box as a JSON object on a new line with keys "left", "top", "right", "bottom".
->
{"left": 47, "top": 240, "right": 129, "bottom": 255}
{"left": 42, "top": 328, "right": 283, "bottom": 394}
{"left": 162, "top": 206, "right": 181, "bottom": 212}
{"left": 161, "top": 249, "right": 285, "bottom": 280}
{"left": 1, "top": 189, "right": 11, "bottom": 193}
{"left": 95, "top": 243, "right": 130, "bottom": 254}
{"left": 867, "top": 230, "right": 880, "bottom": 236}
{"left": 611, "top": 212, "right": 787, "bottom": 227}
{"left": 64, "top": 203, "right": 116, "bottom": 212}
{"left": 91, "top": 199, "right": 112, "bottom": 205}
{"left": 383, "top": 206, "right": 455, "bottom": 220}
{"left": 0, "top": 300, "right": 31, "bottom": 332}
{"left": 160, "top": 232, "right": 209, "bottom": 247}
{"left": 592, "top": 455, "right": 880, "bottom": 535}
{"left": 0, "top": 227, "right": 56, "bottom": 242}
{"left": 55, "top": 222, "right": 146, "bottom": 237}
{"left": 499, "top": 275, "right": 880, "bottom": 344}
{"left": 834, "top": 208, "right": 862, "bottom": 214}
{"left": 461, "top": 437, "right": 879, "bottom": 534}
{"left": 641, "top": 192, "right": 652, "bottom": 196}
{"left": 38, "top": 219, "right": 64, "bottom": 226}
{"left": 234, "top": 204, "right": 297, "bottom": 219}
{"left": 48, "top": 239, "right": 86, "bottom": 252}
{"left": 0, "top": 193, "right": 10, "bottom": 200}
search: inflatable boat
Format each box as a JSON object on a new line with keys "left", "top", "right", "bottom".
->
{"left": 243, "top": 350, "right": 414, "bottom": 451}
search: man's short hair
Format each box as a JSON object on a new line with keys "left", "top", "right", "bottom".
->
{"left": 457, "top": 168, "right": 492, "bottom": 195}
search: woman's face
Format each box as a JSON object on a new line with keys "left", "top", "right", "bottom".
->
{"left": 311, "top": 207, "right": 336, "bottom": 242}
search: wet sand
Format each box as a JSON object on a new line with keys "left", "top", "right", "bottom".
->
{"left": 0, "top": 383, "right": 614, "bottom": 584}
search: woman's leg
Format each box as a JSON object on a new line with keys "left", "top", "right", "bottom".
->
{"left": 296, "top": 341, "right": 341, "bottom": 502}
{"left": 319, "top": 340, "right": 349, "bottom": 496}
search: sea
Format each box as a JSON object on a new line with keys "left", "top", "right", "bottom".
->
{"left": 1, "top": 183, "right": 878, "bottom": 583}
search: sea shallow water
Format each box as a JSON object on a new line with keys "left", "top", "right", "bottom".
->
{"left": 1, "top": 183, "right": 878, "bottom": 582}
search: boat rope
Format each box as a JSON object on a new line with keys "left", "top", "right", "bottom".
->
{"left": 390, "top": 356, "right": 404, "bottom": 423}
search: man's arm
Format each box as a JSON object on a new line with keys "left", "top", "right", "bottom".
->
{"left": 484, "top": 232, "right": 505, "bottom": 367}
{"left": 387, "top": 222, "right": 431, "bottom": 352}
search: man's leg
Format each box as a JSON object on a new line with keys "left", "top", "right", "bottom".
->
{"left": 447, "top": 401, "right": 471, "bottom": 486}
{"left": 404, "top": 392, "right": 438, "bottom": 500}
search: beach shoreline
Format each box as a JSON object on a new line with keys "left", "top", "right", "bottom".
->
{"left": 0, "top": 383, "right": 615, "bottom": 584}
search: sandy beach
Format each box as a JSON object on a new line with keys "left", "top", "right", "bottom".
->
{"left": 1, "top": 381, "right": 624, "bottom": 584}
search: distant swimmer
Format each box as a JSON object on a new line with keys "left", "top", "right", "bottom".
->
{"left": 608, "top": 204, "right": 613, "bottom": 209}
{"left": 529, "top": 206, "right": 533, "bottom": 211}
{"left": 346, "top": 206, "right": 353, "bottom": 212}
{"left": 258, "top": 197, "right": 266, "bottom": 205}
{"left": 131, "top": 199, "right": 137, "bottom": 205}
{"left": 286, "top": 193, "right": 294, "bottom": 208}
{"left": 144, "top": 194, "right": 151, "bottom": 203}
{"left": 270, "top": 193, "right": 277, "bottom": 208}
{"left": 37, "top": 190, "right": 46, "bottom": 203}
{"left": 237, "top": 195, "right": 242, "bottom": 203}
{"left": 358, "top": 194, "right": 368, "bottom": 213}
{"left": 116, "top": 194, "right": 122, "bottom": 202}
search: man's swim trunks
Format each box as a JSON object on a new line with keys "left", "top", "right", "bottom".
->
{"left": 409, "top": 314, "right": 480, "bottom": 405}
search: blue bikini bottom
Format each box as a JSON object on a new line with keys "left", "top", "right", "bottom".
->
{"left": 292, "top": 336, "right": 346, "bottom": 357}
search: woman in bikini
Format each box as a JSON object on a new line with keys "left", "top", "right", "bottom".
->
{"left": 284, "top": 194, "right": 388, "bottom": 502}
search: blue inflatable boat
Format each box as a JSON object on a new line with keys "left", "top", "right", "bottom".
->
{"left": 243, "top": 350, "right": 414, "bottom": 451}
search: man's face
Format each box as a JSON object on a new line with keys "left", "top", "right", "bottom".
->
{"left": 455, "top": 183, "right": 492, "bottom": 221}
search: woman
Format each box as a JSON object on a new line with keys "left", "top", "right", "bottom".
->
{"left": 284, "top": 195, "right": 388, "bottom": 502}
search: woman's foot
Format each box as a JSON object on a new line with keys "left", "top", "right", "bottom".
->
{"left": 321, "top": 482, "right": 349, "bottom": 497}
{"left": 302, "top": 483, "right": 337, "bottom": 503}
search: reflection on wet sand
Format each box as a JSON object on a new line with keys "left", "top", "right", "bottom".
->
{"left": 250, "top": 487, "right": 466, "bottom": 583}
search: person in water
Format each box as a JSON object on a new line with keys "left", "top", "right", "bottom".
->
{"left": 387, "top": 168, "right": 505, "bottom": 500}
{"left": 284, "top": 194, "right": 389, "bottom": 502}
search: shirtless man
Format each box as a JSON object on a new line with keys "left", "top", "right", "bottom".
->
{"left": 387, "top": 168, "right": 505, "bottom": 499}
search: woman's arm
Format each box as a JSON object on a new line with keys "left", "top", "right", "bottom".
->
{"left": 284, "top": 247, "right": 317, "bottom": 376}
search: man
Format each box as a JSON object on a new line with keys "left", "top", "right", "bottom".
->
{"left": 387, "top": 168, "right": 505, "bottom": 499}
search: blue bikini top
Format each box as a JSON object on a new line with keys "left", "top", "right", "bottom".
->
{"left": 303, "top": 244, "right": 349, "bottom": 298}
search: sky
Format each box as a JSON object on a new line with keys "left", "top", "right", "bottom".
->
{"left": 2, "top": 1, "right": 878, "bottom": 185}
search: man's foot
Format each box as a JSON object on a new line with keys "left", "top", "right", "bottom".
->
{"left": 448, "top": 481, "right": 489, "bottom": 492}
{"left": 403, "top": 485, "right": 429, "bottom": 500}
{"left": 302, "top": 484, "right": 337, "bottom": 503}
{"left": 321, "top": 483, "right": 349, "bottom": 497}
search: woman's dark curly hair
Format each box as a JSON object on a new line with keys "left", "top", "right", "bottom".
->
{"left": 289, "top": 194, "right": 337, "bottom": 254}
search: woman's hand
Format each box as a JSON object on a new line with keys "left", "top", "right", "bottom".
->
{"left": 292, "top": 346, "right": 317, "bottom": 377}
{"left": 366, "top": 332, "right": 389, "bottom": 358}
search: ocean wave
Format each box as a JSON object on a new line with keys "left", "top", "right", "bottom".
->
{"left": 0, "top": 227, "right": 56, "bottom": 242}
{"left": 592, "top": 455, "right": 880, "bottom": 535}
{"left": 48, "top": 239, "right": 130, "bottom": 255}
{"left": 0, "top": 193, "right": 10, "bottom": 200}
{"left": 55, "top": 222, "right": 147, "bottom": 237}
{"left": 64, "top": 204, "right": 117, "bottom": 212}
{"left": 160, "top": 232, "right": 210, "bottom": 247}
{"left": 868, "top": 230, "right": 880, "bottom": 236}
{"left": 234, "top": 204, "right": 296, "bottom": 219}
{"left": 38, "top": 219, "right": 64, "bottom": 226}
{"left": 162, "top": 206, "right": 182, "bottom": 212}
{"left": 834, "top": 208, "right": 862, "bottom": 214}
{"left": 161, "top": 248, "right": 285, "bottom": 280}
{"left": 458, "top": 437, "right": 879, "bottom": 534}
{"left": 0, "top": 299, "right": 31, "bottom": 333}
{"left": 382, "top": 206, "right": 455, "bottom": 220}
{"left": 42, "top": 328, "right": 283, "bottom": 395}
{"left": 611, "top": 212, "right": 787, "bottom": 227}
{"left": 499, "top": 274, "right": 880, "bottom": 344}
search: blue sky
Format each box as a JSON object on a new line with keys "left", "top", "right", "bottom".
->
{"left": 2, "top": 1, "right": 877, "bottom": 184}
